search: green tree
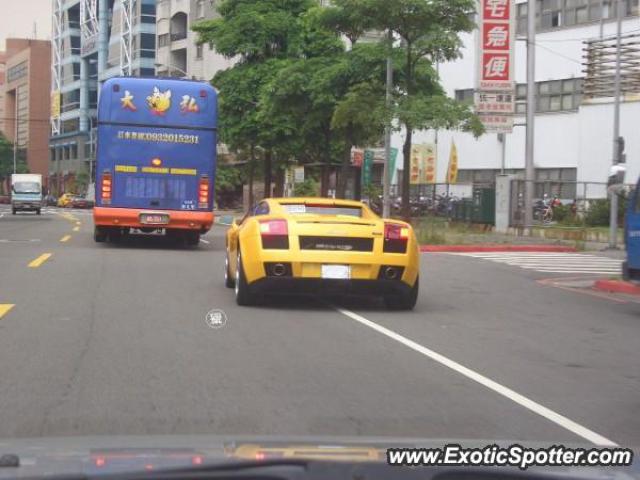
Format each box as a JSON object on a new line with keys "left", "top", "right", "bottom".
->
{"left": 194, "top": 0, "right": 317, "bottom": 198}
{"left": 366, "top": 0, "right": 484, "bottom": 218}
{"left": 0, "top": 134, "right": 29, "bottom": 193}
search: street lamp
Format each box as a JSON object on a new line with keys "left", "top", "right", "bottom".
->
{"left": 154, "top": 62, "right": 189, "bottom": 78}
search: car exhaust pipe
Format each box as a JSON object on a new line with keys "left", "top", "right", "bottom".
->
{"left": 272, "top": 263, "right": 287, "bottom": 277}
{"left": 384, "top": 267, "right": 398, "bottom": 280}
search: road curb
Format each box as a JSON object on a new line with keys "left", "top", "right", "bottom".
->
{"left": 420, "top": 244, "right": 577, "bottom": 253}
{"left": 593, "top": 279, "right": 640, "bottom": 295}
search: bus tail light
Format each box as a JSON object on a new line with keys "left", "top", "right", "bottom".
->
{"left": 383, "top": 222, "right": 409, "bottom": 253}
{"left": 198, "top": 176, "right": 209, "bottom": 208}
{"left": 101, "top": 172, "right": 112, "bottom": 205}
{"left": 260, "top": 219, "right": 289, "bottom": 249}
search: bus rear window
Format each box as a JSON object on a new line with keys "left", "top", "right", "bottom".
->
{"left": 123, "top": 176, "right": 188, "bottom": 200}
{"left": 281, "top": 204, "right": 362, "bottom": 217}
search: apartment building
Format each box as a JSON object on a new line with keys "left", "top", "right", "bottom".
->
{"left": 155, "top": 0, "right": 234, "bottom": 80}
{"left": 1, "top": 39, "right": 51, "bottom": 180}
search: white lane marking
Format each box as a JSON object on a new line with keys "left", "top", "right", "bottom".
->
{"left": 336, "top": 307, "right": 617, "bottom": 447}
{"left": 450, "top": 252, "right": 623, "bottom": 274}
{"left": 200, "top": 238, "right": 211, "bottom": 244}
{"left": 0, "top": 212, "right": 4, "bottom": 219}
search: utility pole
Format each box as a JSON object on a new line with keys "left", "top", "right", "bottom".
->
{"left": 382, "top": 29, "right": 393, "bottom": 218}
{"left": 609, "top": 0, "right": 624, "bottom": 249}
{"left": 599, "top": 0, "right": 605, "bottom": 39}
{"left": 524, "top": 0, "right": 536, "bottom": 227}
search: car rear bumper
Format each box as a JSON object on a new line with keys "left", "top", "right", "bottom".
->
{"left": 248, "top": 277, "right": 415, "bottom": 297}
{"left": 94, "top": 207, "right": 214, "bottom": 232}
{"left": 12, "top": 201, "right": 41, "bottom": 210}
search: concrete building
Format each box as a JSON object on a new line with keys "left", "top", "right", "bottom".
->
{"left": 49, "top": 0, "right": 157, "bottom": 195}
{"left": 1, "top": 39, "right": 52, "bottom": 182}
{"left": 392, "top": 0, "right": 640, "bottom": 199}
{"left": 0, "top": 51, "right": 7, "bottom": 136}
{"left": 155, "top": 0, "right": 234, "bottom": 80}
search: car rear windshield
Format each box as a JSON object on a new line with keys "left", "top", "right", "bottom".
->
{"left": 13, "top": 182, "right": 40, "bottom": 194}
{"left": 281, "top": 203, "right": 362, "bottom": 217}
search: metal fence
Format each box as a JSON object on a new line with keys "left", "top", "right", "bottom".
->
{"left": 509, "top": 179, "right": 635, "bottom": 227}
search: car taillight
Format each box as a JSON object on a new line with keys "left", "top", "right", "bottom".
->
{"left": 198, "top": 176, "right": 209, "bottom": 208}
{"left": 384, "top": 222, "right": 409, "bottom": 253}
{"left": 101, "top": 172, "right": 112, "bottom": 205}
{"left": 260, "top": 219, "right": 289, "bottom": 249}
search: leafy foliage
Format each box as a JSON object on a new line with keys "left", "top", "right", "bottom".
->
{"left": 216, "top": 164, "right": 245, "bottom": 192}
{"left": 195, "top": 0, "right": 483, "bottom": 207}
{"left": 294, "top": 178, "right": 319, "bottom": 197}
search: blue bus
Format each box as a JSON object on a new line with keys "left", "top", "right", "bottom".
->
{"left": 624, "top": 177, "right": 640, "bottom": 281}
{"left": 94, "top": 77, "right": 217, "bottom": 245}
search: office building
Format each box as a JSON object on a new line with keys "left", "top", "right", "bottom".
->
{"left": 1, "top": 39, "right": 51, "bottom": 181}
{"left": 393, "top": 0, "right": 640, "bottom": 196}
{"left": 49, "top": 0, "right": 157, "bottom": 194}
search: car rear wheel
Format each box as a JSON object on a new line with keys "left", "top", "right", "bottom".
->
{"left": 235, "top": 249, "right": 255, "bottom": 306}
{"left": 224, "top": 249, "right": 235, "bottom": 288}
{"left": 384, "top": 276, "right": 419, "bottom": 311}
{"left": 185, "top": 231, "right": 200, "bottom": 246}
{"left": 36, "top": 209, "right": 41, "bottom": 215}
{"left": 11, "top": 208, "right": 16, "bottom": 215}
{"left": 94, "top": 226, "right": 107, "bottom": 243}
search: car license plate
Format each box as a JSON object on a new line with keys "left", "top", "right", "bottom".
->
{"left": 321, "top": 265, "right": 351, "bottom": 280}
{"left": 140, "top": 213, "right": 169, "bottom": 225}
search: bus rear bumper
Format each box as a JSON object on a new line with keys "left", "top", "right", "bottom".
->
{"left": 93, "top": 207, "right": 214, "bottom": 233}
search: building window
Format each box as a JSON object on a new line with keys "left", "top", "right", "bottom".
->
{"left": 158, "top": 33, "right": 170, "bottom": 47}
{"left": 197, "top": 0, "right": 205, "bottom": 18}
{"left": 514, "top": 77, "right": 583, "bottom": 114}
{"left": 196, "top": 43, "right": 204, "bottom": 59}
{"left": 454, "top": 88, "right": 474, "bottom": 103}
{"left": 517, "top": 0, "right": 640, "bottom": 34}
{"left": 7, "top": 61, "right": 28, "bottom": 83}
{"left": 141, "top": 2, "right": 156, "bottom": 23}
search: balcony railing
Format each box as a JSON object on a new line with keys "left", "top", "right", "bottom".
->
{"left": 170, "top": 32, "right": 187, "bottom": 42}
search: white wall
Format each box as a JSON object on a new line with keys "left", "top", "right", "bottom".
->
{"left": 391, "top": 12, "right": 640, "bottom": 187}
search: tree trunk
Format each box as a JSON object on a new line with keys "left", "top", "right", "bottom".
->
{"left": 263, "top": 150, "right": 273, "bottom": 198}
{"left": 320, "top": 163, "right": 329, "bottom": 197}
{"left": 401, "top": 42, "right": 414, "bottom": 222}
{"left": 336, "top": 145, "right": 351, "bottom": 199}
{"left": 274, "top": 164, "right": 285, "bottom": 197}
{"left": 248, "top": 144, "right": 255, "bottom": 207}
{"left": 402, "top": 127, "right": 413, "bottom": 221}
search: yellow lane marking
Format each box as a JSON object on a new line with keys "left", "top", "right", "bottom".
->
{"left": 60, "top": 235, "right": 72, "bottom": 242}
{"left": 0, "top": 304, "right": 15, "bottom": 319}
{"left": 75, "top": 222, "right": 81, "bottom": 226}
{"left": 28, "top": 253, "right": 52, "bottom": 268}
{"left": 73, "top": 226, "right": 80, "bottom": 232}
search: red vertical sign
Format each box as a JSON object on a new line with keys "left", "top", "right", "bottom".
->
{"left": 479, "top": 0, "right": 514, "bottom": 91}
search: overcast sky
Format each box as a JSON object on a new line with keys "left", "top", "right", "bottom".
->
{"left": 1, "top": 0, "right": 52, "bottom": 50}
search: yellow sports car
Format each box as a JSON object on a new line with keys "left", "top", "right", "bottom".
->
{"left": 225, "top": 198, "right": 420, "bottom": 310}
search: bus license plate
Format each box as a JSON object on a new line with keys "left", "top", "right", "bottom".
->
{"left": 321, "top": 265, "right": 351, "bottom": 280}
{"left": 140, "top": 213, "right": 169, "bottom": 225}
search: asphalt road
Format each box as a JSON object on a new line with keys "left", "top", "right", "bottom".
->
{"left": 0, "top": 206, "right": 639, "bottom": 448}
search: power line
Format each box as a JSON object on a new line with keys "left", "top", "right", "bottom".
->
{"left": 533, "top": 42, "right": 584, "bottom": 65}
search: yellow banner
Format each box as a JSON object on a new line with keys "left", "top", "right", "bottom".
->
{"left": 50, "top": 91, "right": 61, "bottom": 119}
{"left": 447, "top": 140, "right": 459, "bottom": 184}
{"left": 410, "top": 144, "right": 437, "bottom": 185}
